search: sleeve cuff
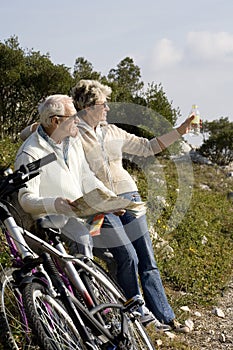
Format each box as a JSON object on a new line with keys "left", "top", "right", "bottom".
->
{"left": 42, "top": 197, "right": 57, "bottom": 214}
{"left": 157, "top": 129, "right": 181, "bottom": 149}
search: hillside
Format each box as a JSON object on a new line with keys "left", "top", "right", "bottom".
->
{"left": 131, "top": 153, "right": 233, "bottom": 349}
{"left": 0, "top": 139, "right": 233, "bottom": 349}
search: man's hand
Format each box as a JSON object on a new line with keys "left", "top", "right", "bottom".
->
{"left": 54, "top": 197, "right": 76, "bottom": 214}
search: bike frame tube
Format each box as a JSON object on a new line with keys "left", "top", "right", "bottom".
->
{"left": 54, "top": 241, "right": 94, "bottom": 308}
{"left": 23, "top": 228, "right": 124, "bottom": 300}
{"left": 3, "top": 216, "right": 34, "bottom": 260}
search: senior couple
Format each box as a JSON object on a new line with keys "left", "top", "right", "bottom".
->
{"left": 16, "top": 80, "right": 194, "bottom": 333}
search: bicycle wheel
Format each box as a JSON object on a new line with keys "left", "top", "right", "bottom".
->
{"left": 74, "top": 259, "right": 155, "bottom": 350}
{"left": 22, "top": 281, "right": 85, "bottom": 350}
{"left": 0, "top": 268, "right": 39, "bottom": 350}
{"left": 127, "top": 318, "right": 155, "bottom": 350}
{"left": 76, "top": 258, "right": 125, "bottom": 306}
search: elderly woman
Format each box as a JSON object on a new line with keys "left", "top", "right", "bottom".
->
{"left": 70, "top": 80, "right": 194, "bottom": 333}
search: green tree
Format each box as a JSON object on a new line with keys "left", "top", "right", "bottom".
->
{"left": 144, "top": 82, "right": 180, "bottom": 127}
{"left": 0, "top": 36, "right": 180, "bottom": 143}
{"left": 106, "top": 60, "right": 179, "bottom": 137}
{"left": 0, "top": 36, "right": 73, "bottom": 138}
{"left": 19, "top": 50, "right": 73, "bottom": 127}
{"left": 0, "top": 37, "right": 25, "bottom": 138}
{"left": 107, "top": 57, "right": 144, "bottom": 102}
{"left": 199, "top": 117, "right": 233, "bottom": 165}
{"left": 73, "top": 57, "right": 101, "bottom": 83}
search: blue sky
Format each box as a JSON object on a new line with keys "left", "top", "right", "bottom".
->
{"left": 1, "top": 0, "right": 233, "bottom": 128}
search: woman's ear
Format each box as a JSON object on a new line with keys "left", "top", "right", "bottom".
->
{"left": 79, "top": 109, "right": 87, "bottom": 117}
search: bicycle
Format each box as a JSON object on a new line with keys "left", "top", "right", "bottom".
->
{"left": 0, "top": 153, "right": 155, "bottom": 350}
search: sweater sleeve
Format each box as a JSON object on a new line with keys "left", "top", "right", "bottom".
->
{"left": 18, "top": 187, "right": 57, "bottom": 216}
{"left": 117, "top": 126, "right": 181, "bottom": 156}
{"left": 20, "top": 122, "right": 39, "bottom": 141}
{"left": 156, "top": 129, "right": 181, "bottom": 150}
{"left": 15, "top": 151, "right": 58, "bottom": 217}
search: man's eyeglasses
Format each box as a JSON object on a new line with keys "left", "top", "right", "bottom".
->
{"left": 49, "top": 114, "right": 79, "bottom": 121}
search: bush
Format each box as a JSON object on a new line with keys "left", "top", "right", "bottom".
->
{"left": 0, "top": 137, "right": 22, "bottom": 169}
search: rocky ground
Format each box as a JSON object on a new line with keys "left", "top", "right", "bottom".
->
{"left": 176, "top": 277, "right": 233, "bottom": 349}
{"left": 150, "top": 234, "right": 233, "bottom": 348}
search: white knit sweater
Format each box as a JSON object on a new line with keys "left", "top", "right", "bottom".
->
{"left": 14, "top": 131, "right": 113, "bottom": 219}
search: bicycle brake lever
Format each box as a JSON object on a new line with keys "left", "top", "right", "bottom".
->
{"left": 23, "top": 153, "right": 57, "bottom": 173}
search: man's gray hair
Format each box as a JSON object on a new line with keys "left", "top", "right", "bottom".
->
{"left": 71, "top": 80, "right": 112, "bottom": 111}
{"left": 38, "top": 94, "right": 74, "bottom": 127}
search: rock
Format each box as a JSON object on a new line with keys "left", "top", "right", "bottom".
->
{"left": 153, "top": 177, "right": 166, "bottom": 186}
{"left": 219, "top": 333, "right": 226, "bottom": 343}
{"left": 165, "top": 331, "right": 177, "bottom": 339}
{"left": 155, "top": 238, "right": 174, "bottom": 259}
{"left": 212, "top": 307, "right": 225, "bottom": 318}
{"left": 193, "top": 311, "right": 202, "bottom": 317}
{"left": 155, "top": 195, "right": 169, "bottom": 207}
{"left": 180, "top": 306, "right": 191, "bottom": 312}
{"left": 185, "top": 318, "right": 194, "bottom": 331}
{"left": 201, "top": 235, "right": 208, "bottom": 245}
{"left": 199, "top": 183, "right": 211, "bottom": 191}
{"left": 149, "top": 226, "right": 158, "bottom": 240}
{"left": 156, "top": 339, "right": 163, "bottom": 346}
{"left": 226, "top": 172, "right": 233, "bottom": 177}
{"left": 189, "top": 150, "right": 212, "bottom": 165}
{"left": 180, "top": 275, "right": 233, "bottom": 349}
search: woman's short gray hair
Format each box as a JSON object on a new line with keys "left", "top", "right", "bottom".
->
{"left": 71, "top": 80, "right": 112, "bottom": 111}
{"left": 38, "top": 94, "right": 74, "bottom": 127}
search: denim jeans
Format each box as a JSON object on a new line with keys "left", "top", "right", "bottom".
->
{"left": 93, "top": 191, "right": 175, "bottom": 324}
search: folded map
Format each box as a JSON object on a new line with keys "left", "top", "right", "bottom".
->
{"left": 71, "top": 188, "right": 147, "bottom": 218}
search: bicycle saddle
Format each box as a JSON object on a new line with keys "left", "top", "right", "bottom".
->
{"left": 37, "top": 214, "right": 68, "bottom": 229}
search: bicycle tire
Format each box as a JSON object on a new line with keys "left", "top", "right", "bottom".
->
{"left": 0, "top": 267, "right": 40, "bottom": 350}
{"left": 22, "top": 281, "right": 85, "bottom": 350}
{"left": 74, "top": 259, "right": 155, "bottom": 350}
{"left": 76, "top": 258, "right": 125, "bottom": 304}
{"left": 126, "top": 318, "right": 155, "bottom": 350}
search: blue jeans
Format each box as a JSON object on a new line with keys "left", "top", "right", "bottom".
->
{"left": 93, "top": 191, "right": 175, "bottom": 324}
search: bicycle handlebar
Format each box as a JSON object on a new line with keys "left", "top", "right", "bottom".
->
{"left": 0, "top": 153, "right": 57, "bottom": 198}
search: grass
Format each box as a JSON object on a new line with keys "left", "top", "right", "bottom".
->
{"left": 128, "top": 156, "right": 233, "bottom": 305}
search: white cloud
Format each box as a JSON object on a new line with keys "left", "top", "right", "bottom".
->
{"left": 151, "top": 38, "right": 183, "bottom": 70}
{"left": 150, "top": 31, "right": 233, "bottom": 72}
{"left": 143, "top": 31, "right": 233, "bottom": 124}
{"left": 187, "top": 31, "right": 233, "bottom": 61}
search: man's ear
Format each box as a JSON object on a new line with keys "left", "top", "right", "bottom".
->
{"left": 51, "top": 116, "right": 58, "bottom": 126}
